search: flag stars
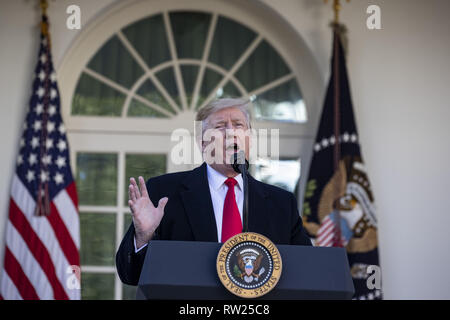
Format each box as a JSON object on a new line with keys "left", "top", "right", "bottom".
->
{"left": 38, "top": 70, "right": 46, "bottom": 82}
{"left": 37, "top": 189, "right": 44, "bottom": 198}
{"left": 330, "top": 136, "right": 336, "bottom": 145}
{"left": 55, "top": 156, "right": 66, "bottom": 169}
{"left": 314, "top": 143, "right": 321, "bottom": 152}
{"left": 40, "top": 171, "right": 49, "bottom": 183}
{"left": 37, "top": 86, "right": 45, "bottom": 98}
{"left": 33, "top": 120, "right": 42, "bottom": 132}
{"left": 42, "top": 154, "right": 52, "bottom": 165}
{"left": 342, "top": 132, "right": 350, "bottom": 142}
{"left": 48, "top": 105, "right": 56, "bottom": 116}
{"left": 26, "top": 170, "right": 35, "bottom": 183}
{"left": 54, "top": 173, "right": 64, "bottom": 185}
{"left": 35, "top": 103, "right": 44, "bottom": 115}
{"left": 31, "top": 136, "right": 40, "bottom": 149}
{"left": 50, "top": 88, "right": 57, "bottom": 100}
{"left": 46, "top": 138, "right": 54, "bottom": 150}
{"left": 28, "top": 153, "right": 37, "bottom": 165}
{"left": 40, "top": 54, "right": 47, "bottom": 64}
{"left": 58, "top": 124, "right": 66, "bottom": 135}
{"left": 57, "top": 140, "right": 67, "bottom": 152}
{"left": 17, "top": 155, "right": 23, "bottom": 166}
{"left": 314, "top": 132, "right": 359, "bottom": 153}
{"left": 47, "top": 121, "right": 55, "bottom": 133}
{"left": 50, "top": 72, "right": 57, "bottom": 83}
{"left": 20, "top": 138, "right": 25, "bottom": 148}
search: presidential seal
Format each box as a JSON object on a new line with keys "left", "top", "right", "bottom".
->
{"left": 216, "top": 232, "right": 282, "bottom": 298}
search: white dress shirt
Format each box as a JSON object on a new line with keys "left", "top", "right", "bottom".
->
{"left": 134, "top": 165, "right": 244, "bottom": 252}
{"left": 206, "top": 164, "right": 244, "bottom": 242}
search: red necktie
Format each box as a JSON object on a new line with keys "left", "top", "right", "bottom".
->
{"left": 221, "top": 178, "right": 242, "bottom": 242}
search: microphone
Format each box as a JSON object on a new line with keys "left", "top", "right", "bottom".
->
{"left": 231, "top": 150, "right": 249, "bottom": 174}
{"left": 231, "top": 150, "right": 249, "bottom": 233}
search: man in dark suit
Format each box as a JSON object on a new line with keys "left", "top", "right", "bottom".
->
{"left": 116, "top": 99, "right": 311, "bottom": 286}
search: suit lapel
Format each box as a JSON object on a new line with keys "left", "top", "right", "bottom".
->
{"left": 180, "top": 163, "right": 218, "bottom": 242}
{"left": 247, "top": 175, "right": 270, "bottom": 235}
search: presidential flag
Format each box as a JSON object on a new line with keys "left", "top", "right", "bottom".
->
{"left": 0, "top": 13, "right": 80, "bottom": 300}
{"left": 302, "top": 26, "right": 382, "bottom": 300}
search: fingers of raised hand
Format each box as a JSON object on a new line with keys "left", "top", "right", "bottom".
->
{"left": 130, "top": 177, "right": 141, "bottom": 199}
{"left": 138, "top": 176, "right": 149, "bottom": 198}
{"left": 157, "top": 197, "right": 169, "bottom": 211}
{"left": 128, "top": 200, "right": 135, "bottom": 214}
{"left": 129, "top": 183, "right": 136, "bottom": 202}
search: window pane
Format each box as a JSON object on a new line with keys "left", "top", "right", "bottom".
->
{"left": 127, "top": 99, "right": 168, "bottom": 118}
{"left": 76, "top": 153, "right": 117, "bottom": 206}
{"left": 155, "top": 67, "right": 182, "bottom": 109}
{"left": 122, "top": 14, "right": 170, "bottom": 68}
{"left": 72, "top": 73, "right": 125, "bottom": 116}
{"left": 122, "top": 284, "right": 137, "bottom": 300}
{"left": 180, "top": 65, "right": 199, "bottom": 108}
{"left": 124, "top": 154, "right": 167, "bottom": 206}
{"left": 80, "top": 212, "right": 116, "bottom": 266}
{"left": 132, "top": 78, "right": 175, "bottom": 117}
{"left": 196, "top": 68, "right": 223, "bottom": 109}
{"left": 235, "top": 40, "right": 290, "bottom": 92}
{"left": 170, "top": 12, "right": 211, "bottom": 59}
{"left": 209, "top": 16, "right": 256, "bottom": 70}
{"left": 87, "top": 35, "right": 144, "bottom": 89}
{"left": 81, "top": 273, "right": 114, "bottom": 300}
{"left": 251, "top": 158, "right": 301, "bottom": 193}
{"left": 252, "top": 79, "right": 307, "bottom": 122}
{"left": 217, "top": 81, "right": 241, "bottom": 99}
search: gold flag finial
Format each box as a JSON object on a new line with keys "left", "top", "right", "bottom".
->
{"left": 40, "top": 0, "right": 48, "bottom": 15}
{"left": 324, "top": 0, "right": 350, "bottom": 24}
{"left": 39, "top": 0, "right": 50, "bottom": 42}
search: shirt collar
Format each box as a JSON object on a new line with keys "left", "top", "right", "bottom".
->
{"left": 206, "top": 164, "right": 243, "bottom": 191}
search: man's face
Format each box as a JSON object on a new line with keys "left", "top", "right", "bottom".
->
{"left": 201, "top": 107, "right": 250, "bottom": 173}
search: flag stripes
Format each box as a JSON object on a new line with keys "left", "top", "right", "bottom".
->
{"left": 5, "top": 175, "right": 80, "bottom": 299}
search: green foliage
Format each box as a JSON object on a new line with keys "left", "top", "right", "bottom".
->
{"left": 304, "top": 179, "right": 317, "bottom": 199}
{"left": 302, "top": 179, "right": 317, "bottom": 217}
{"left": 233, "top": 265, "right": 242, "bottom": 278}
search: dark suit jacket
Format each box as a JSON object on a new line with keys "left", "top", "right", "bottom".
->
{"left": 116, "top": 163, "right": 311, "bottom": 285}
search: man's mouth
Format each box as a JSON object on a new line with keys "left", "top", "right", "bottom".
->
{"left": 225, "top": 142, "right": 239, "bottom": 151}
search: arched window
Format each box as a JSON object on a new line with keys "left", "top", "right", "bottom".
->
{"left": 58, "top": 0, "right": 322, "bottom": 300}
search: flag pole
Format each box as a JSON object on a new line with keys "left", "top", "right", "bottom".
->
{"left": 324, "top": 0, "right": 350, "bottom": 24}
{"left": 325, "top": 0, "right": 350, "bottom": 247}
{"left": 35, "top": 0, "right": 52, "bottom": 216}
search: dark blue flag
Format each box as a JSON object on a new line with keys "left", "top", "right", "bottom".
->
{"left": 302, "top": 27, "right": 382, "bottom": 300}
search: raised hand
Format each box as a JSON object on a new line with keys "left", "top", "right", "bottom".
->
{"left": 128, "top": 176, "right": 168, "bottom": 249}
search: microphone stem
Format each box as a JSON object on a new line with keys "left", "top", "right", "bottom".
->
{"left": 241, "top": 164, "right": 249, "bottom": 233}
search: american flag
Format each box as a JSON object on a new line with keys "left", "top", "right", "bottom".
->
{"left": 0, "top": 14, "right": 80, "bottom": 300}
{"left": 315, "top": 211, "right": 347, "bottom": 247}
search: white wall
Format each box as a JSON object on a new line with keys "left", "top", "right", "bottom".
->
{"left": 1, "top": 0, "right": 450, "bottom": 299}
